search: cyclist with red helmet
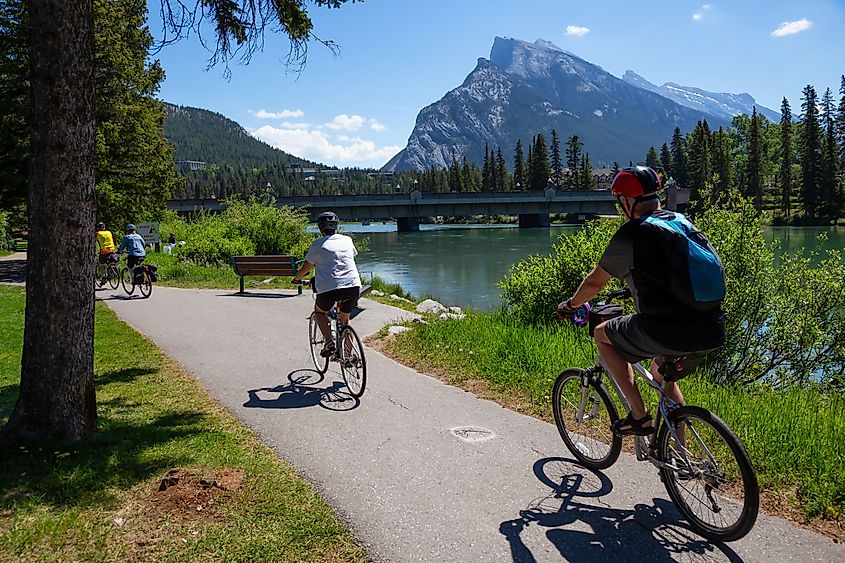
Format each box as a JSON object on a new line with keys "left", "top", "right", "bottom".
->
{"left": 558, "top": 166, "right": 725, "bottom": 436}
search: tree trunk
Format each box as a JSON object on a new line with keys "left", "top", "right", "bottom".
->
{"left": 2, "top": 0, "right": 97, "bottom": 442}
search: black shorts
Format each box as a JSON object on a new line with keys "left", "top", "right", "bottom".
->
{"left": 315, "top": 287, "right": 360, "bottom": 314}
{"left": 603, "top": 313, "right": 717, "bottom": 373}
{"left": 98, "top": 252, "right": 117, "bottom": 264}
{"left": 127, "top": 255, "right": 145, "bottom": 269}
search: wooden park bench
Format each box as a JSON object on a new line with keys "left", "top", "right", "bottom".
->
{"left": 231, "top": 255, "right": 304, "bottom": 294}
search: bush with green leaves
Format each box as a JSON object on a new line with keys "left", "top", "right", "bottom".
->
{"left": 697, "top": 198, "right": 845, "bottom": 386}
{"left": 498, "top": 216, "right": 623, "bottom": 323}
{"left": 0, "top": 212, "right": 14, "bottom": 251}
{"left": 160, "top": 198, "right": 312, "bottom": 266}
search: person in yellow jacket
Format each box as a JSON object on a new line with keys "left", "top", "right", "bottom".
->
{"left": 95, "top": 222, "right": 117, "bottom": 285}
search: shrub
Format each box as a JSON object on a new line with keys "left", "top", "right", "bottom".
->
{"left": 498, "top": 216, "right": 623, "bottom": 323}
{"left": 0, "top": 212, "right": 14, "bottom": 251}
{"left": 161, "top": 198, "right": 313, "bottom": 266}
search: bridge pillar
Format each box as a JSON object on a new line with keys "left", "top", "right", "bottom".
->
{"left": 518, "top": 213, "right": 550, "bottom": 228}
{"left": 396, "top": 216, "right": 420, "bottom": 232}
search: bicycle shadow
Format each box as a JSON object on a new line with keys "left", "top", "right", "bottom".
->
{"left": 217, "top": 292, "right": 300, "bottom": 299}
{"left": 499, "top": 457, "right": 743, "bottom": 563}
{"left": 243, "top": 369, "right": 360, "bottom": 412}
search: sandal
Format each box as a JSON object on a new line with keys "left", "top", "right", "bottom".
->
{"left": 320, "top": 342, "right": 336, "bottom": 358}
{"left": 611, "top": 413, "right": 654, "bottom": 436}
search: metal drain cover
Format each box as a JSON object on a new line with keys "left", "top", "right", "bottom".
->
{"left": 451, "top": 426, "right": 495, "bottom": 443}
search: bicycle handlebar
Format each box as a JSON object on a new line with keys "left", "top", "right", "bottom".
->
{"left": 605, "top": 286, "right": 632, "bottom": 301}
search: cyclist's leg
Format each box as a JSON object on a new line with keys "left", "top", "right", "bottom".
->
{"left": 313, "top": 290, "right": 337, "bottom": 347}
{"left": 648, "top": 361, "right": 685, "bottom": 406}
{"left": 334, "top": 287, "right": 360, "bottom": 328}
{"left": 595, "top": 322, "right": 647, "bottom": 419}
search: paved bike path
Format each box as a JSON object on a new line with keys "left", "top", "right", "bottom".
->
{"left": 104, "top": 286, "right": 843, "bottom": 562}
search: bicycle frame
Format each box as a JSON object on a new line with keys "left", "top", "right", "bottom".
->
{"left": 586, "top": 356, "right": 694, "bottom": 471}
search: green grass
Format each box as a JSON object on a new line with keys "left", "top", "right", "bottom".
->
{"left": 385, "top": 311, "right": 845, "bottom": 521}
{"left": 0, "top": 250, "right": 12, "bottom": 257}
{"left": 0, "top": 285, "right": 365, "bottom": 561}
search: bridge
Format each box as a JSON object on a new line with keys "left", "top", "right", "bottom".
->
{"left": 167, "top": 189, "right": 619, "bottom": 231}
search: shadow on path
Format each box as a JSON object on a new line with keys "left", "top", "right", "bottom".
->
{"left": 0, "top": 259, "right": 26, "bottom": 283}
{"left": 499, "top": 457, "right": 743, "bottom": 563}
{"left": 217, "top": 292, "right": 299, "bottom": 299}
{"left": 244, "top": 369, "right": 359, "bottom": 412}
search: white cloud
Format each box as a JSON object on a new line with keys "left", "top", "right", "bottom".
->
{"left": 252, "top": 108, "right": 304, "bottom": 119}
{"left": 693, "top": 4, "right": 713, "bottom": 21}
{"left": 369, "top": 119, "right": 387, "bottom": 131}
{"left": 771, "top": 18, "right": 812, "bottom": 37}
{"left": 565, "top": 25, "right": 590, "bottom": 37}
{"left": 252, "top": 125, "right": 400, "bottom": 166}
{"left": 279, "top": 122, "right": 310, "bottom": 130}
{"left": 324, "top": 114, "right": 366, "bottom": 131}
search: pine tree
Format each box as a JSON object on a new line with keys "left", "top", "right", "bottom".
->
{"left": 645, "top": 146, "right": 659, "bottom": 170}
{"left": 820, "top": 88, "right": 840, "bottom": 219}
{"left": 687, "top": 120, "right": 712, "bottom": 210}
{"left": 481, "top": 143, "right": 491, "bottom": 191}
{"left": 461, "top": 156, "right": 478, "bottom": 193}
{"left": 0, "top": 0, "right": 28, "bottom": 212}
{"left": 527, "top": 140, "right": 534, "bottom": 192}
{"left": 837, "top": 75, "right": 845, "bottom": 172}
{"left": 659, "top": 143, "right": 672, "bottom": 177}
{"left": 495, "top": 147, "right": 506, "bottom": 192}
{"left": 779, "top": 97, "right": 794, "bottom": 219}
{"left": 712, "top": 127, "right": 733, "bottom": 204}
{"left": 530, "top": 133, "right": 551, "bottom": 191}
{"left": 799, "top": 84, "right": 822, "bottom": 218}
{"left": 513, "top": 139, "right": 525, "bottom": 190}
{"left": 579, "top": 154, "right": 596, "bottom": 190}
{"left": 550, "top": 129, "right": 562, "bottom": 188}
{"left": 670, "top": 127, "right": 689, "bottom": 187}
{"left": 747, "top": 107, "right": 763, "bottom": 212}
{"left": 449, "top": 147, "right": 462, "bottom": 192}
{"left": 564, "top": 134, "right": 582, "bottom": 189}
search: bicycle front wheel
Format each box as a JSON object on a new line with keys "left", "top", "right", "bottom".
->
{"left": 657, "top": 405, "right": 759, "bottom": 542}
{"left": 552, "top": 369, "right": 622, "bottom": 470}
{"left": 107, "top": 264, "right": 120, "bottom": 289}
{"left": 308, "top": 313, "right": 329, "bottom": 374}
{"left": 120, "top": 268, "right": 134, "bottom": 295}
{"left": 339, "top": 325, "right": 366, "bottom": 398}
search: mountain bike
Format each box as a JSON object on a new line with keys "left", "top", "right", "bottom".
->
{"left": 552, "top": 287, "right": 759, "bottom": 542}
{"left": 120, "top": 257, "right": 153, "bottom": 298}
{"left": 296, "top": 278, "right": 367, "bottom": 398}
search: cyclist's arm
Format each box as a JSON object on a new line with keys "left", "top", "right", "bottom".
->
{"left": 567, "top": 265, "right": 612, "bottom": 308}
{"left": 292, "top": 260, "right": 313, "bottom": 282}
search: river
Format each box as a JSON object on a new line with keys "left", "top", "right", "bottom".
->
{"left": 342, "top": 223, "right": 844, "bottom": 311}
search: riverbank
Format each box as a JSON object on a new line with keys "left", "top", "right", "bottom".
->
{"left": 0, "top": 285, "right": 365, "bottom": 561}
{"left": 371, "top": 310, "right": 845, "bottom": 541}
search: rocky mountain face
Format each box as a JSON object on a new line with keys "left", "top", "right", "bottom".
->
{"left": 621, "top": 71, "right": 780, "bottom": 123}
{"left": 385, "top": 38, "right": 752, "bottom": 172}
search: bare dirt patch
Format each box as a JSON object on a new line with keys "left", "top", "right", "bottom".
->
{"left": 371, "top": 332, "right": 845, "bottom": 543}
{"left": 146, "top": 467, "right": 244, "bottom": 524}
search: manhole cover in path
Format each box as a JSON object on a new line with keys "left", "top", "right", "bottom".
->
{"left": 451, "top": 426, "right": 496, "bottom": 443}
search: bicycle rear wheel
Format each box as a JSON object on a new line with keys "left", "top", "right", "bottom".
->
{"left": 339, "top": 325, "right": 366, "bottom": 398}
{"left": 657, "top": 405, "right": 759, "bottom": 542}
{"left": 308, "top": 313, "right": 329, "bottom": 374}
{"left": 120, "top": 268, "right": 134, "bottom": 295}
{"left": 107, "top": 265, "right": 119, "bottom": 289}
{"left": 552, "top": 368, "right": 622, "bottom": 470}
{"left": 138, "top": 271, "right": 153, "bottom": 298}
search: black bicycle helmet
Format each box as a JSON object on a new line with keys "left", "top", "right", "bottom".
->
{"left": 96, "top": 222, "right": 105, "bottom": 230}
{"left": 316, "top": 211, "right": 340, "bottom": 232}
{"left": 611, "top": 166, "right": 662, "bottom": 201}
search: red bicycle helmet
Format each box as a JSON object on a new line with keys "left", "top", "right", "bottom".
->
{"left": 610, "top": 166, "right": 662, "bottom": 201}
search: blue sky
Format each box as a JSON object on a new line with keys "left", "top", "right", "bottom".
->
{"left": 148, "top": 0, "right": 845, "bottom": 169}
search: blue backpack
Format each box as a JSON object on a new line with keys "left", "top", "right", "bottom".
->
{"left": 642, "top": 211, "right": 726, "bottom": 311}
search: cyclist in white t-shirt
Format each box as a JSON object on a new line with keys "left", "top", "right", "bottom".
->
{"left": 292, "top": 211, "right": 362, "bottom": 357}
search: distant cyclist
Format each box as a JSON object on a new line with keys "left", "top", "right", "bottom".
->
{"left": 95, "top": 222, "right": 117, "bottom": 285}
{"left": 117, "top": 223, "right": 146, "bottom": 271}
{"left": 292, "top": 212, "right": 362, "bottom": 357}
{"left": 558, "top": 166, "right": 725, "bottom": 436}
